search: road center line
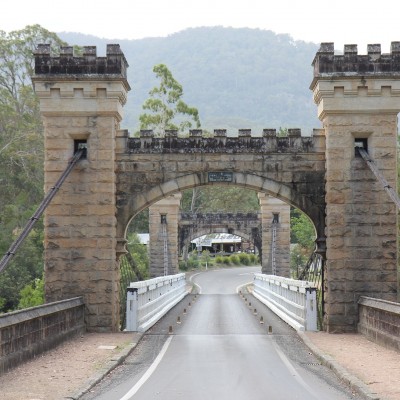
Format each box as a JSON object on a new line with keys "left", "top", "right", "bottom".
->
{"left": 118, "top": 336, "right": 173, "bottom": 400}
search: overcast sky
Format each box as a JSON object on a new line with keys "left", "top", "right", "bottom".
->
{"left": 1, "top": 0, "right": 399, "bottom": 53}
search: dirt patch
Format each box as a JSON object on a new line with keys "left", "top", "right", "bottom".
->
{"left": 0, "top": 332, "right": 137, "bottom": 400}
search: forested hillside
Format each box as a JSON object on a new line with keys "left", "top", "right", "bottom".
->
{"left": 59, "top": 27, "right": 321, "bottom": 134}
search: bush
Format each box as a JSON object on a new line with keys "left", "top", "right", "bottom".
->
{"left": 215, "top": 256, "right": 223, "bottom": 264}
{"left": 249, "top": 254, "right": 257, "bottom": 264}
{"left": 187, "top": 257, "right": 200, "bottom": 269}
{"left": 238, "top": 253, "right": 250, "bottom": 265}
{"left": 230, "top": 255, "right": 240, "bottom": 265}
{"left": 179, "top": 261, "right": 188, "bottom": 271}
{"left": 222, "top": 256, "right": 231, "bottom": 265}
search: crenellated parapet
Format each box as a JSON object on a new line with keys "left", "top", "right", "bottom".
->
{"left": 127, "top": 128, "right": 324, "bottom": 153}
{"left": 312, "top": 42, "right": 400, "bottom": 79}
{"left": 180, "top": 212, "right": 260, "bottom": 224}
{"left": 34, "top": 44, "right": 129, "bottom": 81}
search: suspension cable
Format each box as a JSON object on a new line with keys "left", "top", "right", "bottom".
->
{"left": 357, "top": 147, "right": 400, "bottom": 209}
{"left": 0, "top": 148, "right": 85, "bottom": 273}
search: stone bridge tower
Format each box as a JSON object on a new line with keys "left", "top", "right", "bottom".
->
{"left": 33, "top": 44, "right": 130, "bottom": 332}
{"left": 311, "top": 43, "right": 400, "bottom": 332}
{"left": 258, "top": 194, "right": 290, "bottom": 277}
{"left": 148, "top": 194, "right": 181, "bottom": 277}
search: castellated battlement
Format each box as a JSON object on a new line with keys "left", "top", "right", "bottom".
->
{"left": 126, "top": 128, "right": 325, "bottom": 154}
{"left": 313, "top": 42, "right": 400, "bottom": 77}
{"left": 34, "top": 44, "right": 128, "bottom": 78}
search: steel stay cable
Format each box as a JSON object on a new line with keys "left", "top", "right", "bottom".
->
{"left": 0, "top": 149, "right": 84, "bottom": 273}
{"left": 357, "top": 147, "right": 400, "bottom": 209}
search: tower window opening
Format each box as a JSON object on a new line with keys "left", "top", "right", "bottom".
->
{"left": 272, "top": 213, "right": 280, "bottom": 224}
{"left": 354, "top": 138, "right": 368, "bottom": 157}
{"left": 161, "top": 214, "right": 167, "bottom": 224}
{"left": 74, "top": 139, "right": 87, "bottom": 159}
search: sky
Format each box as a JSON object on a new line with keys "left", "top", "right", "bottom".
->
{"left": 1, "top": 0, "right": 399, "bottom": 53}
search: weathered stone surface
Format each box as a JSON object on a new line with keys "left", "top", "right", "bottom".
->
{"left": 312, "top": 43, "right": 400, "bottom": 332}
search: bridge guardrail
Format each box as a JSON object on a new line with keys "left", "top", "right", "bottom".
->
{"left": 253, "top": 273, "right": 317, "bottom": 331}
{"left": 126, "top": 273, "right": 187, "bottom": 332}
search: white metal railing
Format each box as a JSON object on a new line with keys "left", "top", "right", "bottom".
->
{"left": 126, "top": 273, "right": 187, "bottom": 332}
{"left": 253, "top": 273, "right": 317, "bottom": 331}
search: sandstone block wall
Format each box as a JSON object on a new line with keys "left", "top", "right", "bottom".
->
{"left": 312, "top": 42, "right": 399, "bottom": 332}
{"left": 258, "top": 194, "right": 291, "bottom": 277}
{"left": 0, "top": 298, "right": 85, "bottom": 374}
{"left": 33, "top": 45, "right": 130, "bottom": 332}
{"left": 358, "top": 296, "right": 400, "bottom": 352}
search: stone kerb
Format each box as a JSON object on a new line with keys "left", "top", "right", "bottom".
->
{"left": 311, "top": 42, "right": 399, "bottom": 333}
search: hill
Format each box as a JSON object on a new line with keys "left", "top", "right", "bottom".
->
{"left": 58, "top": 27, "right": 321, "bottom": 135}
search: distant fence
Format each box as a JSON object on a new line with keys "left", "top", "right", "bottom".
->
{"left": 0, "top": 297, "right": 85, "bottom": 374}
{"left": 126, "top": 273, "right": 187, "bottom": 332}
{"left": 253, "top": 273, "right": 317, "bottom": 331}
{"left": 358, "top": 296, "right": 400, "bottom": 352}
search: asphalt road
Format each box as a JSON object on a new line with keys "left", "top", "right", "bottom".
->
{"left": 81, "top": 267, "right": 360, "bottom": 400}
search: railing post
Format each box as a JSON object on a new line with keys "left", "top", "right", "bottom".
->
{"left": 305, "top": 288, "right": 317, "bottom": 331}
{"left": 126, "top": 288, "right": 138, "bottom": 331}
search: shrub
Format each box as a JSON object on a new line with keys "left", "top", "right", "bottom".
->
{"left": 230, "top": 255, "right": 240, "bottom": 265}
{"left": 249, "top": 254, "right": 257, "bottom": 264}
{"left": 238, "top": 253, "right": 250, "bottom": 265}
{"left": 222, "top": 256, "right": 231, "bottom": 265}
{"left": 179, "top": 261, "right": 188, "bottom": 271}
{"left": 187, "top": 257, "right": 200, "bottom": 269}
{"left": 215, "top": 256, "right": 223, "bottom": 264}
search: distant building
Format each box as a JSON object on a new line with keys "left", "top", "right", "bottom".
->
{"left": 191, "top": 233, "right": 254, "bottom": 254}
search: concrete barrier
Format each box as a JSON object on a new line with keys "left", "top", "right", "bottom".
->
{"left": 358, "top": 296, "right": 400, "bottom": 352}
{"left": 126, "top": 273, "right": 187, "bottom": 332}
{"left": 0, "top": 297, "right": 85, "bottom": 374}
{"left": 253, "top": 273, "right": 318, "bottom": 331}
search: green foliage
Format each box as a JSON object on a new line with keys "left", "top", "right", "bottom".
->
{"left": 180, "top": 186, "right": 259, "bottom": 213}
{"left": 126, "top": 233, "right": 149, "bottom": 279}
{"left": 290, "top": 208, "right": 315, "bottom": 252}
{"left": 200, "top": 250, "right": 212, "bottom": 266}
{"left": 238, "top": 253, "right": 250, "bottom": 266}
{"left": 185, "top": 251, "right": 198, "bottom": 268}
{"left": 0, "top": 26, "right": 66, "bottom": 313}
{"left": 138, "top": 64, "right": 200, "bottom": 136}
{"left": 222, "top": 256, "right": 231, "bottom": 265}
{"left": 215, "top": 256, "right": 223, "bottom": 264}
{"left": 179, "top": 261, "right": 188, "bottom": 271}
{"left": 18, "top": 276, "right": 44, "bottom": 309}
{"left": 127, "top": 209, "right": 149, "bottom": 234}
{"left": 249, "top": 254, "right": 258, "bottom": 264}
{"left": 230, "top": 255, "right": 240, "bottom": 265}
{"left": 290, "top": 244, "right": 308, "bottom": 279}
{"left": 290, "top": 208, "right": 316, "bottom": 278}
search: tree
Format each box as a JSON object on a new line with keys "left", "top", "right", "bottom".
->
{"left": 0, "top": 25, "right": 66, "bottom": 313}
{"left": 138, "top": 64, "right": 200, "bottom": 136}
{"left": 290, "top": 207, "right": 316, "bottom": 277}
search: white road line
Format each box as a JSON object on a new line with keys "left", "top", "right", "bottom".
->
{"left": 236, "top": 281, "right": 252, "bottom": 293}
{"left": 189, "top": 272, "right": 202, "bottom": 294}
{"left": 118, "top": 336, "right": 173, "bottom": 400}
{"left": 271, "top": 339, "right": 319, "bottom": 399}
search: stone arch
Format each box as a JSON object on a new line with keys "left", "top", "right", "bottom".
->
{"left": 118, "top": 173, "right": 324, "bottom": 251}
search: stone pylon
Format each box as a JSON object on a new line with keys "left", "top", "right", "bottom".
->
{"left": 258, "top": 194, "right": 291, "bottom": 277}
{"left": 148, "top": 194, "right": 182, "bottom": 277}
{"left": 33, "top": 45, "right": 130, "bottom": 332}
{"left": 311, "top": 43, "right": 399, "bottom": 332}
